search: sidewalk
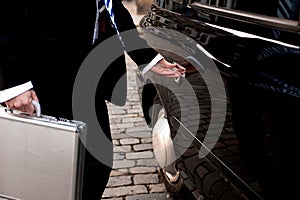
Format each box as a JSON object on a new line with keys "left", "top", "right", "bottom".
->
{"left": 101, "top": 1, "right": 173, "bottom": 200}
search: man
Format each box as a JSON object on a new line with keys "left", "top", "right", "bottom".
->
{"left": 0, "top": 0, "right": 184, "bottom": 199}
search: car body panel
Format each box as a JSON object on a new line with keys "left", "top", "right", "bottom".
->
{"left": 137, "top": 0, "right": 300, "bottom": 199}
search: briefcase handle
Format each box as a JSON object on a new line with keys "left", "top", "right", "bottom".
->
{"left": 4, "top": 100, "right": 41, "bottom": 118}
{"left": 32, "top": 100, "right": 41, "bottom": 117}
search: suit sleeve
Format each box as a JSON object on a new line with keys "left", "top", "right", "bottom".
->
{"left": 0, "top": 0, "right": 29, "bottom": 89}
{"left": 113, "top": 0, "right": 159, "bottom": 71}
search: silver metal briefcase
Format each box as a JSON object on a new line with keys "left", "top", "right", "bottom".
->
{"left": 0, "top": 102, "right": 86, "bottom": 200}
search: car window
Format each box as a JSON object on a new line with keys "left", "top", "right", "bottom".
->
{"left": 194, "top": 0, "right": 299, "bottom": 20}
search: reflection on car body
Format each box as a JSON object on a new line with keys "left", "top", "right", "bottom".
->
{"left": 137, "top": 0, "right": 300, "bottom": 200}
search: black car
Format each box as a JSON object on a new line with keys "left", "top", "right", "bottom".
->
{"left": 136, "top": 0, "right": 300, "bottom": 200}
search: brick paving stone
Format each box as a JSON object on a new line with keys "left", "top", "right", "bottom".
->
{"left": 122, "top": 117, "right": 145, "bottom": 123}
{"left": 110, "top": 117, "right": 122, "bottom": 123}
{"left": 120, "top": 138, "right": 140, "bottom": 145}
{"left": 126, "top": 126, "right": 151, "bottom": 133}
{"left": 108, "top": 112, "right": 139, "bottom": 118}
{"left": 114, "top": 145, "right": 132, "bottom": 153}
{"left": 112, "top": 133, "right": 132, "bottom": 140}
{"left": 125, "top": 193, "right": 174, "bottom": 200}
{"left": 149, "top": 183, "right": 168, "bottom": 193}
{"left": 114, "top": 152, "right": 126, "bottom": 160}
{"left": 133, "top": 174, "right": 160, "bottom": 184}
{"left": 110, "top": 122, "right": 135, "bottom": 129}
{"left": 113, "top": 160, "right": 136, "bottom": 169}
{"left": 133, "top": 144, "right": 153, "bottom": 151}
{"left": 141, "top": 138, "right": 152, "bottom": 144}
{"left": 108, "top": 108, "right": 127, "bottom": 115}
{"left": 126, "top": 151, "right": 154, "bottom": 160}
{"left": 129, "top": 166, "right": 157, "bottom": 174}
{"left": 127, "top": 108, "right": 143, "bottom": 114}
{"left": 110, "top": 169, "right": 129, "bottom": 177}
{"left": 126, "top": 131, "right": 151, "bottom": 139}
{"left": 106, "top": 176, "right": 132, "bottom": 187}
{"left": 136, "top": 158, "right": 158, "bottom": 167}
{"left": 113, "top": 140, "right": 120, "bottom": 145}
{"left": 134, "top": 121, "right": 150, "bottom": 127}
{"left": 102, "top": 185, "right": 148, "bottom": 198}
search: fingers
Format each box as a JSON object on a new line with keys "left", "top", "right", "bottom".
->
{"left": 5, "top": 90, "right": 38, "bottom": 114}
{"left": 150, "top": 64, "right": 175, "bottom": 77}
{"left": 165, "top": 62, "right": 177, "bottom": 68}
{"left": 23, "top": 100, "right": 35, "bottom": 114}
{"left": 158, "top": 59, "right": 185, "bottom": 72}
{"left": 31, "top": 90, "right": 39, "bottom": 102}
{"left": 174, "top": 64, "right": 186, "bottom": 74}
{"left": 151, "top": 63, "right": 185, "bottom": 78}
{"left": 157, "top": 59, "right": 177, "bottom": 69}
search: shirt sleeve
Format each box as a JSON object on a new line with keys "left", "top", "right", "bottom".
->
{"left": 0, "top": 81, "right": 33, "bottom": 103}
{"left": 141, "top": 54, "right": 164, "bottom": 75}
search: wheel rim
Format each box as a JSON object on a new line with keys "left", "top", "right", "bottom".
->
{"left": 152, "top": 108, "right": 180, "bottom": 183}
{"left": 163, "top": 163, "right": 180, "bottom": 183}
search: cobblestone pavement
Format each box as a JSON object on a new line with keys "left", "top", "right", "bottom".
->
{"left": 101, "top": 3, "right": 172, "bottom": 199}
{"left": 102, "top": 2, "right": 196, "bottom": 200}
{"left": 102, "top": 54, "right": 174, "bottom": 200}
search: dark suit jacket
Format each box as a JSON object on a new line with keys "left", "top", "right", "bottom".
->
{"left": 0, "top": 0, "right": 157, "bottom": 118}
{"left": 1, "top": 2, "right": 158, "bottom": 197}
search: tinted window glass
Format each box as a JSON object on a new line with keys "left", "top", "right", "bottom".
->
{"left": 194, "top": 0, "right": 299, "bottom": 20}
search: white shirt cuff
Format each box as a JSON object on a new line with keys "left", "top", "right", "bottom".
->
{"left": 0, "top": 81, "right": 33, "bottom": 103}
{"left": 142, "top": 54, "right": 164, "bottom": 75}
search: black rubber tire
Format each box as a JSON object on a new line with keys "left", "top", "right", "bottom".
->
{"left": 151, "top": 95, "right": 185, "bottom": 195}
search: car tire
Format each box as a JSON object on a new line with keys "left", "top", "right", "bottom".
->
{"left": 151, "top": 95, "right": 184, "bottom": 195}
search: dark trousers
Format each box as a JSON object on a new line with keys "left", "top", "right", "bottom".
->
{"left": 82, "top": 150, "right": 112, "bottom": 200}
{"left": 81, "top": 101, "right": 113, "bottom": 200}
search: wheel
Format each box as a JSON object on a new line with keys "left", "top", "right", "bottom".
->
{"left": 151, "top": 95, "right": 184, "bottom": 194}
